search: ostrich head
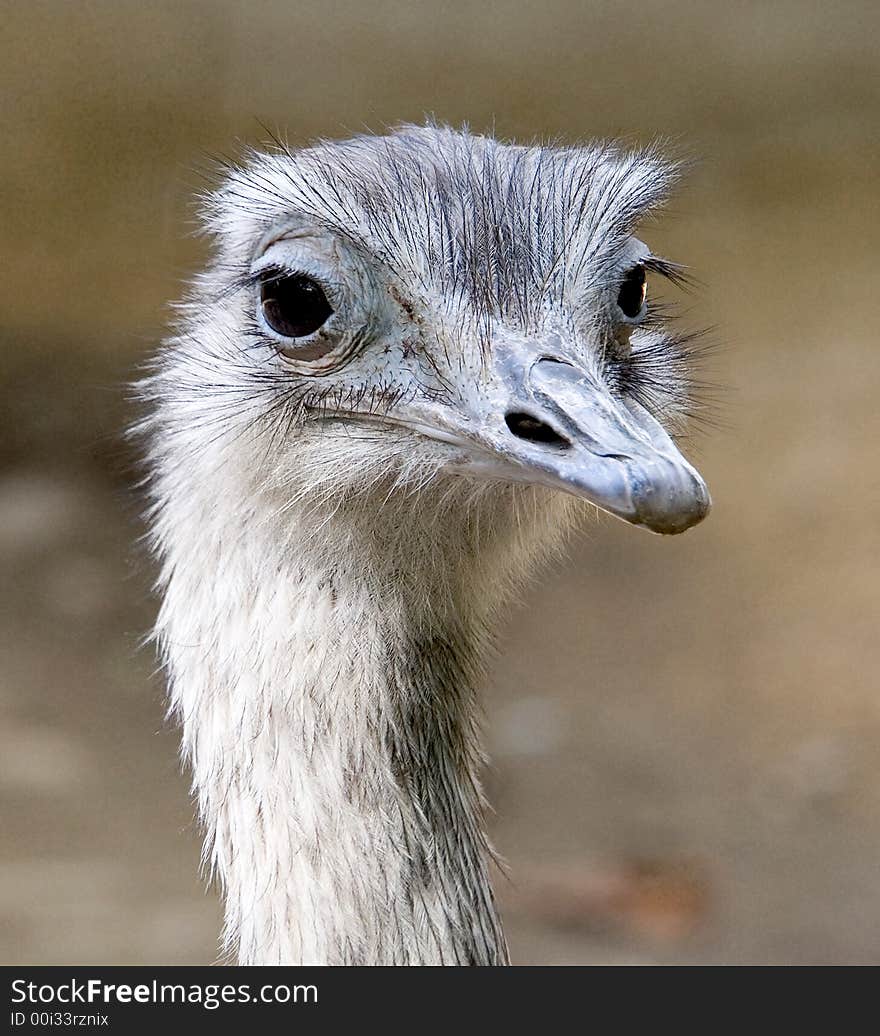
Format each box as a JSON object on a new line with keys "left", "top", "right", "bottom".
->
{"left": 142, "top": 124, "right": 711, "bottom": 965}
{"left": 153, "top": 124, "right": 708, "bottom": 547}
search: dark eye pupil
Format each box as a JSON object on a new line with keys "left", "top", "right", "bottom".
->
{"left": 617, "top": 264, "right": 647, "bottom": 319}
{"left": 260, "top": 274, "right": 333, "bottom": 338}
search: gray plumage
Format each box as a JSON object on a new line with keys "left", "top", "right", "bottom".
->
{"left": 138, "top": 123, "right": 710, "bottom": 964}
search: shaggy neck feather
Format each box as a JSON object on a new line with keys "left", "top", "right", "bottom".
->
{"left": 156, "top": 478, "right": 536, "bottom": 965}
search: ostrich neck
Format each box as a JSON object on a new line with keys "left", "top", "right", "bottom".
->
{"left": 164, "top": 505, "right": 508, "bottom": 965}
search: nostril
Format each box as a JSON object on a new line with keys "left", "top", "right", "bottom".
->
{"left": 504, "top": 412, "right": 571, "bottom": 447}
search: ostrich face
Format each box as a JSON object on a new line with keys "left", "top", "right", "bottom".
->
{"left": 174, "top": 126, "right": 710, "bottom": 534}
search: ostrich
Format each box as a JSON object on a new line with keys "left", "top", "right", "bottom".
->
{"left": 139, "top": 124, "right": 711, "bottom": 966}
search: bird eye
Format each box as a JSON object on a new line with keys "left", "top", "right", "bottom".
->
{"left": 617, "top": 264, "right": 647, "bottom": 319}
{"left": 260, "top": 272, "right": 334, "bottom": 339}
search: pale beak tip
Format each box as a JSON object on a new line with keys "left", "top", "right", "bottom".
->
{"left": 632, "top": 478, "right": 712, "bottom": 536}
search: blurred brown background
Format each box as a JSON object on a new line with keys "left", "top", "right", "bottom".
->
{"left": 2, "top": 0, "right": 878, "bottom": 965}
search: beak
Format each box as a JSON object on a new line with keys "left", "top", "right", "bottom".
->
{"left": 405, "top": 338, "right": 711, "bottom": 535}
